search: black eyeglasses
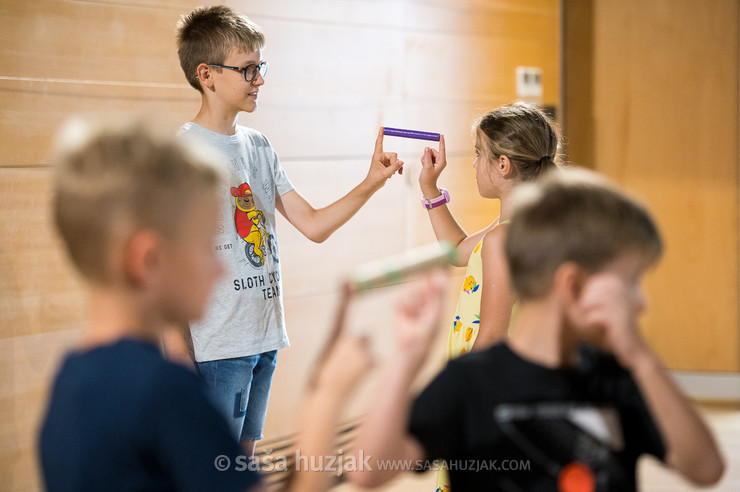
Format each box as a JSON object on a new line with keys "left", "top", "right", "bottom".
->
{"left": 207, "top": 61, "right": 268, "bottom": 82}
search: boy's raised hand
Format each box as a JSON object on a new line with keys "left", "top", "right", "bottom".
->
{"left": 580, "top": 272, "right": 725, "bottom": 486}
{"left": 309, "top": 282, "right": 373, "bottom": 394}
{"left": 578, "top": 274, "right": 650, "bottom": 370}
{"left": 365, "top": 127, "right": 404, "bottom": 190}
{"left": 316, "top": 335, "right": 374, "bottom": 396}
{"left": 395, "top": 272, "right": 447, "bottom": 370}
{"left": 419, "top": 134, "right": 446, "bottom": 196}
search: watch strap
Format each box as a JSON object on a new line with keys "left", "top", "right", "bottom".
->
{"left": 422, "top": 188, "right": 450, "bottom": 209}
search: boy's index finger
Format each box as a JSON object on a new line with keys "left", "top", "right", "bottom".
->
{"left": 375, "top": 126, "right": 384, "bottom": 154}
{"left": 439, "top": 134, "right": 446, "bottom": 154}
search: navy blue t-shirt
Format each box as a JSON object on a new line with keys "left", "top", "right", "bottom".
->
{"left": 39, "top": 338, "right": 260, "bottom": 492}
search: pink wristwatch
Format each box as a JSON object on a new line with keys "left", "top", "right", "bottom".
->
{"left": 421, "top": 188, "right": 450, "bottom": 210}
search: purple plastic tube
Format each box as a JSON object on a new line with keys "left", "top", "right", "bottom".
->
{"left": 383, "top": 127, "right": 440, "bottom": 142}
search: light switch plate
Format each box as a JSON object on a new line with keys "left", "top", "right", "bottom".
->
{"left": 516, "top": 66, "right": 543, "bottom": 105}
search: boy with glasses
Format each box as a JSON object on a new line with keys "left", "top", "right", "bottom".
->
{"left": 170, "top": 5, "right": 404, "bottom": 456}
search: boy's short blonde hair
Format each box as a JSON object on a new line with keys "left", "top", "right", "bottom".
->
{"left": 505, "top": 168, "right": 662, "bottom": 299}
{"left": 177, "top": 5, "right": 265, "bottom": 92}
{"left": 52, "top": 118, "right": 225, "bottom": 284}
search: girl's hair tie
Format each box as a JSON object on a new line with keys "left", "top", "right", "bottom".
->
{"left": 538, "top": 155, "right": 551, "bottom": 164}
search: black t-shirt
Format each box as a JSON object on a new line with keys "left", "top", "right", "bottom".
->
{"left": 39, "top": 338, "right": 259, "bottom": 492}
{"left": 409, "top": 342, "right": 665, "bottom": 491}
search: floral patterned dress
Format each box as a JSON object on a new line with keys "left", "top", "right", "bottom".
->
{"left": 446, "top": 235, "right": 485, "bottom": 361}
{"left": 437, "top": 222, "right": 515, "bottom": 491}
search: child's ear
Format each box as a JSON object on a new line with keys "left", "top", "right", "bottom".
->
{"left": 553, "top": 262, "right": 587, "bottom": 306}
{"left": 123, "top": 230, "right": 162, "bottom": 287}
{"left": 499, "top": 155, "right": 513, "bottom": 177}
{"left": 195, "top": 63, "right": 215, "bottom": 90}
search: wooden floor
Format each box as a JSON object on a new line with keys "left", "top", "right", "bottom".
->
{"left": 336, "top": 403, "right": 740, "bottom": 491}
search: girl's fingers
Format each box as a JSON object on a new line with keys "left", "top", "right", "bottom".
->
{"left": 420, "top": 147, "right": 433, "bottom": 167}
{"left": 431, "top": 149, "right": 439, "bottom": 160}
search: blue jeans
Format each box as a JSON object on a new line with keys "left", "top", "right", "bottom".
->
{"left": 196, "top": 350, "right": 277, "bottom": 442}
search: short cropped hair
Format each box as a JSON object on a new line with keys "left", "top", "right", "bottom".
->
{"left": 505, "top": 168, "right": 662, "bottom": 299}
{"left": 177, "top": 5, "right": 265, "bottom": 92}
{"left": 52, "top": 119, "right": 225, "bottom": 284}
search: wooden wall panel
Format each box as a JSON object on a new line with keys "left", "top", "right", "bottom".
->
{"left": 0, "top": 81, "right": 198, "bottom": 166}
{"left": 0, "top": 0, "right": 561, "bottom": 164}
{"left": 563, "top": 0, "right": 739, "bottom": 372}
{"left": 240, "top": 0, "right": 560, "bottom": 160}
{"left": 0, "top": 0, "right": 199, "bottom": 167}
{"left": 0, "top": 0, "right": 560, "bottom": 489}
{"left": 0, "top": 168, "right": 84, "bottom": 491}
{"left": 277, "top": 158, "right": 408, "bottom": 299}
{"left": 0, "top": 0, "right": 192, "bottom": 84}
{"left": 0, "top": 169, "right": 85, "bottom": 338}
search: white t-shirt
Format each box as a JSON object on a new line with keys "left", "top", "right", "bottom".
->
{"left": 178, "top": 123, "right": 294, "bottom": 362}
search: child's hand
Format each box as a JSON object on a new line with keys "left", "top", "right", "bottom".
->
{"left": 579, "top": 274, "right": 650, "bottom": 369}
{"left": 309, "top": 282, "right": 372, "bottom": 397}
{"left": 316, "top": 335, "right": 374, "bottom": 396}
{"left": 395, "top": 272, "right": 447, "bottom": 370}
{"left": 365, "top": 127, "right": 404, "bottom": 190}
{"left": 419, "top": 134, "right": 447, "bottom": 196}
